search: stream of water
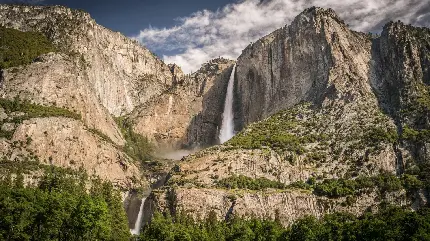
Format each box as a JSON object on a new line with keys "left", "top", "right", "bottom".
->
{"left": 130, "top": 197, "right": 146, "bottom": 236}
{"left": 219, "top": 64, "right": 236, "bottom": 144}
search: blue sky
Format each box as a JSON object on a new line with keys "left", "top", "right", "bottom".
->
{"left": 1, "top": 0, "right": 429, "bottom": 73}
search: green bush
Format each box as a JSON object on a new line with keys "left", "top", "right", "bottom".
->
{"left": 0, "top": 26, "right": 55, "bottom": 69}
{"left": 215, "top": 173, "right": 411, "bottom": 198}
{"left": 313, "top": 174, "right": 404, "bottom": 198}
{"left": 0, "top": 97, "right": 81, "bottom": 123}
{"left": 362, "top": 126, "right": 398, "bottom": 149}
{"left": 227, "top": 107, "right": 308, "bottom": 154}
{"left": 216, "top": 175, "right": 286, "bottom": 190}
{"left": 402, "top": 125, "right": 430, "bottom": 143}
{"left": 115, "top": 117, "right": 153, "bottom": 164}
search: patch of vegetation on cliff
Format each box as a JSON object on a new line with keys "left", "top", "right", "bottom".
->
{"left": 139, "top": 206, "right": 430, "bottom": 240}
{"left": 115, "top": 117, "right": 153, "bottom": 164}
{"left": 0, "top": 97, "right": 81, "bottom": 123}
{"left": 226, "top": 102, "right": 396, "bottom": 166}
{"left": 0, "top": 163, "right": 130, "bottom": 240}
{"left": 402, "top": 125, "right": 430, "bottom": 143}
{"left": 312, "top": 174, "right": 404, "bottom": 198}
{"left": 0, "top": 26, "right": 55, "bottom": 69}
{"left": 361, "top": 126, "right": 398, "bottom": 150}
{"left": 216, "top": 173, "right": 422, "bottom": 198}
{"left": 0, "top": 97, "right": 81, "bottom": 139}
{"left": 226, "top": 104, "right": 321, "bottom": 155}
{"left": 216, "top": 175, "right": 286, "bottom": 190}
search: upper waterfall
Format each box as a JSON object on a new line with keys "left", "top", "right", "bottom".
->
{"left": 219, "top": 64, "right": 236, "bottom": 144}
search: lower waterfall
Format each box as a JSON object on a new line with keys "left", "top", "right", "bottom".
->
{"left": 219, "top": 64, "right": 236, "bottom": 144}
{"left": 130, "top": 197, "right": 146, "bottom": 236}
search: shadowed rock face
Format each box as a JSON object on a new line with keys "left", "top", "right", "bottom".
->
{"left": 131, "top": 58, "right": 236, "bottom": 150}
{"left": 373, "top": 22, "right": 430, "bottom": 163}
{"left": 147, "top": 7, "right": 430, "bottom": 226}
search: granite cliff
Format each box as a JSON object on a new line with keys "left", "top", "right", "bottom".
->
{"left": 0, "top": 4, "right": 176, "bottom": 191}
{"left": 147, "top": 7, "right": 430, "bottom": 226}
{"left": 130, "top": 58, "right": 235, "bottom": 150}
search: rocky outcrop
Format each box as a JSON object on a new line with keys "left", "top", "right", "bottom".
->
{"left": 0, "top": 4, "right": 174, "bottom": 116}
{"left": 131, "top": 58, "right": 235, "bottom": 149}
{"left": 373, "top": 22, "right": 430, "bottom": 164}
{"left": 0, "top": 116, "right": 144, "bottom": 189}
{"left": 151, "top": 187, "right": 407, "bottom": 226}
{"left": 1, "top": 53, "right": 124, "bottom": 145}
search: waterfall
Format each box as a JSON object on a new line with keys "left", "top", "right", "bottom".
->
{"left": 219, "top": 64, "right": 236, "bottom": 144}
{"left": 130, "top": 197, "right": 146, "bottom": 236}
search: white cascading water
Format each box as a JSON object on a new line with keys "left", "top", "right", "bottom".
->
{"left": 130, "top": 197, "right": 146, "bottom": 236}
{"left": 219, "top": 64, "right": 236, "bottom": 144}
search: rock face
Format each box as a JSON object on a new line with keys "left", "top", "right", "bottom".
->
{"left": 1, "top": 53, "right": 124, "bottom": 145}
{"left": 235, "top": 7, "right": 368, "bottom": 127}
{"left": 148, "top": 7, "right": 430, "bottom": 226}
{"left": 374, "top": 22, "right": 430, "bottom": 164}
{"left": 131, "top": 58, "right": 235, "bottom": 149}
{"left": 151, "top": 187, "right": 407, "bottom": 227}
{"left": 10, "top": 117, "right": 141, "bottom": 188}
{"left": 0, "top": 5, "right": 177, "bottom": 190}
{"left": 0, "top": 4, "right": 173, "bottom": 116}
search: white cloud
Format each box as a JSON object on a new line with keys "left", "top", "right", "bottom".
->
{"left": 134, "top": 0, "right": 430, "bottom": 73}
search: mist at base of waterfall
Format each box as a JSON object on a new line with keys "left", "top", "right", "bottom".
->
{"left": 154, "top": 149, "right": 199, "bottom": 160}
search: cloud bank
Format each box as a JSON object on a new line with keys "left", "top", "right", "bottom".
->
{"left": 134, "top": 0, "right": 430, "bottom": 73}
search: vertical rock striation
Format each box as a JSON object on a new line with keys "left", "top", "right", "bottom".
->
{"left": 131, "top": 58, "right": 235, "bottom": 149}
{"left": 0, "top": 4, "right": 174, "bottom": 116}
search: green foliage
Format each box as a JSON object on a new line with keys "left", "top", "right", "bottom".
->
{"left": 140, "top": 211, "right": 285, "bottom": 241}
{"left": 216, "top": 175, "right": 286, "bottom": 190}
{"left": 402, "top": 125, "right": 430, "bottom": 143}
{"left": 409, "top": 82, "right": 430, "bottom": 113}
{"left": 362, "top": 126, "right": 398, "bottom": 150}
{"left": 216, "top": 173, "right": 409, "bottom": 198}
{"left": 0, "top": 97, "right": 81, "bottom": 139}
{"left": 115, "top": 117, "right": 153, "bottom": 164}
{"left": 401, "top": 174, "right": 424, "bottom": 191}
{"left": 313, "top": 174, "right": 404, "bottom": 198}
{"left": 0, "top": 97, "right": 81, "bottom": 123}
{"left": 88, "top": 128, "right": 116, "bottom": 145}
{"left": 227, "top": 106, "right": 309, "bottom": 154}
{"left": 0, "top": 26, "right": 55, "bottom": 69}
{"left": 140, "top": 206, "right": 430, "bottom": 241}
{"left": 0, "top": 166, "right": 130, "bottom": 240}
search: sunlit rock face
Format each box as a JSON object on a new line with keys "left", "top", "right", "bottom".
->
{"left": 0, "top": 4, "right": 174, "bottom": 117}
